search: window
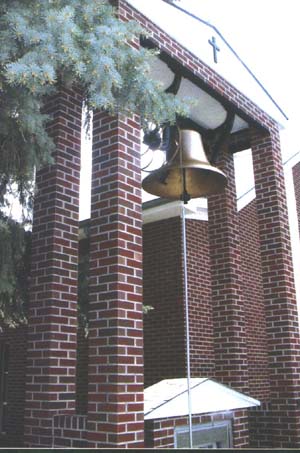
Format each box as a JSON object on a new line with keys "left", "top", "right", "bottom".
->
{"left": 175, "top": 420, "right": 232, "bottom": 449}
{"left": 0, "top": 344, "right": 9, "bottom": 434}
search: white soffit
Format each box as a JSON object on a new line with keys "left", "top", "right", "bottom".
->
{"left": 144, "top": 378, "right": 260, "bottom": 420}
{"left": 148, "top": 57, "right": 175, "bottom": 90}
{"left": 149, "top": 56, "right": 248, "bottom": 132}
{"left": 126, "top": 0, "right": 287, "bottom": 128}
{"left": 177, "top": 78, "right": 226, "bottom": 129}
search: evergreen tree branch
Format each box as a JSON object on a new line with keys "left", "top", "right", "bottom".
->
{"left": 0, "top": 0, "right": 190, "bottom": 326}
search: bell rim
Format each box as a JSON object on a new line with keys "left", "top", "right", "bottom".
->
{"left": 142, "top": 165, "right": 227, "bottom": 199}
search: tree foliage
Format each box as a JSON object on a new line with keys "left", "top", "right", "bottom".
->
{"left": 0, "top": 0, "right": 187, "bottom": 326}
{"left": 0, "top": 0, "right": 188, "bottom": 202}
{"left": 0, "top": 214, "right": 30, "bottom": 328}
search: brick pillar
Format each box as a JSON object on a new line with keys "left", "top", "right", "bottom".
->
{"left": 87, "top": 112, "right": 144, "bottom": 447}
{"left": 24, "top": 89, "right": 82, "bottom": 446}
{"left": 208, "top": 148, "right": 249, "bottom": 395}
{"left": 251, "top": 128, "right": 300, "bottom": 447}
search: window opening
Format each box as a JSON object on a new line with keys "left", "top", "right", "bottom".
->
{"left": 175, "top": 420, "right": 232, "bottom": 449}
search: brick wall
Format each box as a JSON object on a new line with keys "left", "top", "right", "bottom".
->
{"left": 76, "top": 327, "right": 88, "bottom": 416}
{"left": 143, "top": 191, "right": 287, "bottom": 447}
{"left": 143, "top": 200, "right": 270, "bottom": 397}
{"left": 76, "top": 231, "right": 89, "bottom": 416}
{"left": 249, "top": 402, "right": 272, "bottom": 448}
{"left": 0, "top": 325, "right": 27, "bottom": 447}
{"left": 53, "top": 414, "right": 87, "bottom": 448}
{"left": 186, "top": 219, "right": 215, "bottom": 377}
{"left": 143, "top": 217, "right": 185, "bottom": 387}
{"left": 143, "top": 216, "right": 214, "bottom": 386}
{"left": 0, "top": 258, "right": 89, "bottom": 449}
{"left": 145, "top": 410, "right": 248, "bottom": 448}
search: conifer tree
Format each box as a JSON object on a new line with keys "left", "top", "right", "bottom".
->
{"left": 0, "top": 0, "right": 188, "bottom": 326}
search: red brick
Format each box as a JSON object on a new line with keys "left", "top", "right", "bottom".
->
{"left": 87, "top": 111, "right": 144, "bottom": 447}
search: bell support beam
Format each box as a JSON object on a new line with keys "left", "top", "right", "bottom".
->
{"left": 208, "top": 110, "right": 235, "bottom": 164}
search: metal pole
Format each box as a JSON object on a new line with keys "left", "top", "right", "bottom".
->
{"left": 181, "top": 203, "right": 193, "bottom": 448}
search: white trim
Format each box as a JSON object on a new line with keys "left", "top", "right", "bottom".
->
{"left": 142, "top": 199, "right": 208, "bottom": 224}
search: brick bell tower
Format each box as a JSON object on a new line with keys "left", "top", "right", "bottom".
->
{"left": 23, "top": 0, "right": 300, "bottom": 449}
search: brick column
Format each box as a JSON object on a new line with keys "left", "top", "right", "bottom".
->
{"left": 24, "top": 89, "right": 82, "bottom": 446}
{"left": 251, "top": 128, "right": 300, "bottom": 447}
{"left": 87, "top": 112, "right": 144, "bottom": 447}
{"left": 208, "top": 148, "right": 249, "bottom": 395}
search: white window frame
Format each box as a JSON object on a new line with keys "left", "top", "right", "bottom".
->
{"left": 174, "top": 419, "right": 232, "bottom": 449}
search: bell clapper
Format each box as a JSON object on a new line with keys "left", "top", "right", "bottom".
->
{"left": 180, "top": 168, "right": 191, "bottom": 204}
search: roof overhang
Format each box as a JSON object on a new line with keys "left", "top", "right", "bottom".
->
{"left": 146, "top": 54, "right": 249, "bottom": 133}
{"left": 126, "top": 0, "right": 287, "bottom": 129}
{"left": 144, "top": 378, "right": 260, "bottom": 420}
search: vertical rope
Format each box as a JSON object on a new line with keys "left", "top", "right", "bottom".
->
{"left": 181, "top": 203, "right": 193, "bottom": 448}
{"left": 179, "top": 126, "right": 193, "bottom": 448}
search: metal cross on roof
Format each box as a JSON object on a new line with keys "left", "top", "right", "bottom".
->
{"left": 208, "top": 36, "right": 220, "bottom": 63}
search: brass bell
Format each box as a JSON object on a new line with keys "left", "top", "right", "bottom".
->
{"left": 142, "top": 129, "right": 227, "bottom": 201}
